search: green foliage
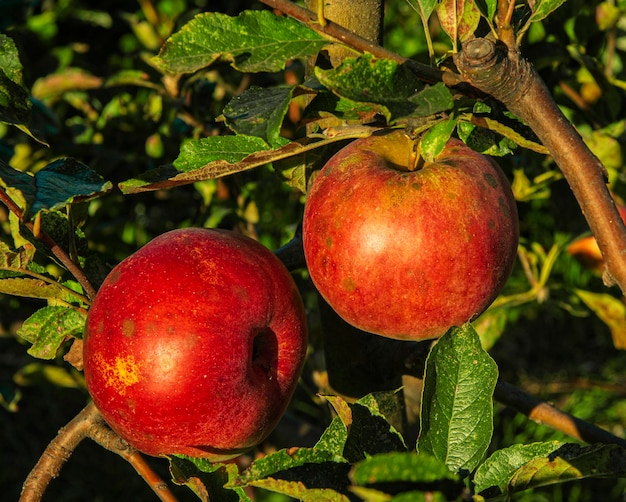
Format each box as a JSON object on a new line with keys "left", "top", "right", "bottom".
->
{"left": 315, "top": 55, "right": 454, "bottom": 121}
{"left": 0, "top": 158, "right": 112, "bottom": 218}
{"left": 418, "top": 326, "right": 498, "bottom": 475}
{"left": 152, "top": 10, "right": 327, "bottom": 73}
{"left": 2, "top": 1, "right": 626, "bottom": 501}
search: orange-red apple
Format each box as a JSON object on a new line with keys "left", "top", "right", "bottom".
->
{"left": 303, "top": 130, "right": 519, "bottom": 340}
{"left": 83, "top": 228, "right": 308, "bottom": 461}
{"left": 568, "top": 201, "right": 626, "bottom": 271}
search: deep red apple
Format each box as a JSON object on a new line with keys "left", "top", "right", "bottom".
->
{"left": 303, "top": 130, "right": 519, "bottom": 340}
{"left": 83, "top": 228, "right": 308, "bottom": 461}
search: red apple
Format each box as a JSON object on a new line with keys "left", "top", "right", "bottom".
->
{"left": 568, "top": 200, "right": 626, "bottom": 271}
{"left": 83, "top": 228, "right": 308, "bottom": 461}
{"left": 303, "top": 130, "right": 519, "bottom": 340}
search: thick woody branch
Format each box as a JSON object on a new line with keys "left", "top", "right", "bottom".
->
{"left": 495, "top": 380, "right": 626, "bottom": 447}
{"left": 454, "top": 39, "right": 626, "bottom": 295}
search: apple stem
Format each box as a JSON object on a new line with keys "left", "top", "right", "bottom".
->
{"left": 19, "top": 401, "right": 179, "bottom": 502}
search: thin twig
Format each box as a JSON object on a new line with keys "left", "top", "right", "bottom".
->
{"left": 0, "top": 186, "right": 97, "bottom": 300}
{"left": 88, "top": 414, "right": 179, "bottom": 502}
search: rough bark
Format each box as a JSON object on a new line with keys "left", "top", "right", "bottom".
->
{"left": 305, "top": 0, "right": 383, "bottom": 65}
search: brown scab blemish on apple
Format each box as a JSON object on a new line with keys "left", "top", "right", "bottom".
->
{"left": 232, "top": 284, "right": 249, "bottom": 301}
{"left": 122, "top": 318, "right": 135, "bottom": 338}
{"left": 483, "top": 172, "right": 498, "bottom": 188}
{"left": 498, "top": 196, "right": 512, "bottom": 218}
{"left": 341, "top": 276, "right": 357, "bottom": 293}
{"left": 106, "top": 267, "right": 122, "bottom": 286}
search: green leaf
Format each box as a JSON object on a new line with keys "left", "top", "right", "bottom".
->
{"left": 230, "top": 447, "right": 351, "bottom": 501}
{"left": 104, "top": 69, "right": 162, "bottom": 90}
{"left": 170, "top": 456, "right": 250, "bottom": 502}
{"left": 419, "top": 117, "right": 458, "bottom": 162}
{"left": 305, "top": 90, "right": 383, "bottom": 124}
{"left": 350, "top": 451, "right": 459, "bottom": 486}
{"left": 245, "top": 480, "right": 350, "bottom": 502}
{"left": 0, "top": 33, "right": 25, "bottom": 84}
{"left": 315, "top": 416, "right": 349, "bottom": 456}
{"left": 173, "top": 135, "right": 270, "bottom": 173}
{"left": 0, "top": 277, "right": 68, "bottom": 301}
{"left": 475, "top": 0, "right": 498, "bottom": 22}
{"left": 236, "top": 447, "right": 347, "bottom": 484}
{"left": 410, "top": 0, "right": 439, "bottom": 23}
{"left": 222, "top": 86, "right": 294, "bottom": 147}
{"left": 30, "top": 159, "right": 113, "bottom": 216}
{"left": 0, "top": 34, "right": 47, "bottom": 144}
{"left": 326, "top": 392, "right": 407, "bottom": 463}
{"left": 417, "top": 324, "right": 498, "bottom": 475}
{"left": 576, "top": 289, "right": 626, "bottom": 350}
{"left": 0, "top": 385, "right": 21, "bottom": 412}
{"left": 507, "top": 443, "right": 626, "bottom": 494}
{"left": 408, "top": 82, "right": 455, "bottom": 117}
{"left": 152, "top": 10, "right": 327, "bottom": 74}
{"left": 457, "top": 114, "right": 548, "bottom": 155}
{"left": 474, "top": 440, "right": 566, "bottom": 494}
{"left": 0, "top": 72, "right": 31, "bottom": 125}
{"left": 17, "top": 306, "right": 86, "bottom": 360}
{"left": 315, "top": 54, "right": 433, "bottom": 122}
{"left": 527, "top": 0, "right": 569, "bottom": 23}
{"left": 0, "top": 241, "right": 35, "bottom": 278}
{"left": 122, "top": 140, "right": 302, "bottom": 193}
{"left": 13, "top": 362, "right": 84, "bottom": 389}
{"left": 456, "top": 119, "right": 514, "bottom": 156}
{"left": 121, "top": 129, "right": 379, "bottom": 194}
{"left": 0, "top": 33, "right": 31, "bottom": 125}
{"left": 0, "top": 158, "right": 113, "bottom": 219}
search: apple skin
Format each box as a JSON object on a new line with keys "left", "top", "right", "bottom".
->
{"left": 83, "top": 228, "right": 308, "bottom": 461}
{"left": 302, "top": 130, "right": 519, "bottom": 341}
{"left": 568, "top": 201, "right": 626, "bottom": 271}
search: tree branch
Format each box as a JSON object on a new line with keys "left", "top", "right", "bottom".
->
{"left": 257, "top": 0, "right": 462, "bottom": 87}
{"left": 20, "top": 401, "right": 178, "bottom": 502}
{"left": 495, "top": 379, "right": 626, "bottom": 447}
{"left": 88, "top": 413, "right": 179, "bottom": 502}
{"left": 454, "top": 39, "right": 626, "bottom": 296}
{"left": 20, "top": 402, "right": 99, "bottom": 502}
